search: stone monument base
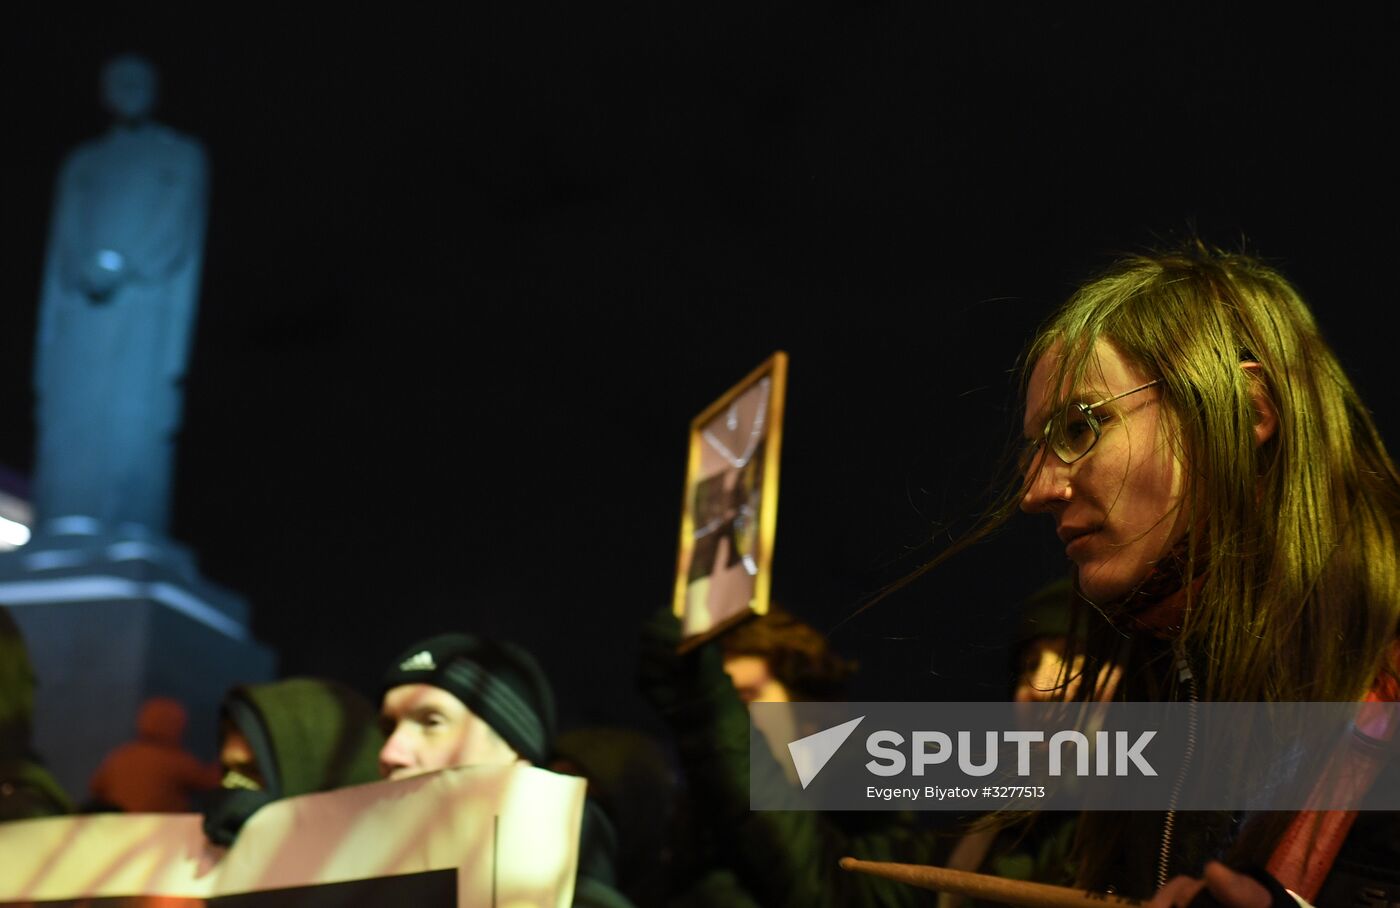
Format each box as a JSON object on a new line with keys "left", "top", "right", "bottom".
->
{"left": 0, "top": 526, "right": 276, "bottom": 803}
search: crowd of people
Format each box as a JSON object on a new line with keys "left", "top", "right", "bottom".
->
{"left": 4, "top": 243, "right": 1400, "bottom": 907}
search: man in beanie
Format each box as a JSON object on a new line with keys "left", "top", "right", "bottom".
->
{"left": 379, "top": 633, "right": 635, "bottom": 908}
{"left": 378, "top": 633, "right": 555, "bottom": 777}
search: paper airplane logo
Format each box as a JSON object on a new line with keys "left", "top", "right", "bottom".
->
{"left": 787, "top": 716, "right": 865, "bottom": 789}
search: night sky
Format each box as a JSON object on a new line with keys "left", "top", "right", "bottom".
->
{"left": 2, "top": 7, "right": 1397, "bottom": 733}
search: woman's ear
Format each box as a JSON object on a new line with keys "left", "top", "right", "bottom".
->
{"left": 1241, "top": 362, "right": 1277, "bottom": 447}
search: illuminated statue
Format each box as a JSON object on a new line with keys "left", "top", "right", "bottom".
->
{"left": 32, "top": 54, "right": 208, "bottom": 537}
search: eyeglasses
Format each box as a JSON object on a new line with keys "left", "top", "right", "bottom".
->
{"left": 1022, "top": 379, "right": 1162, "bottom": 472}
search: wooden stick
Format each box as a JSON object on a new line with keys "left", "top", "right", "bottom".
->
{"left": 839, "top": 857, "right": 1143, "bottom": 907}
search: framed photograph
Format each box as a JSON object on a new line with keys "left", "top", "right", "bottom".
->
{"left": 672, "top": 351, "right": 788, "bottom": 651}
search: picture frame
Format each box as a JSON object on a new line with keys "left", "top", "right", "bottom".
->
{"left": 672, "top": 351, "right": 788, "bottom": 652}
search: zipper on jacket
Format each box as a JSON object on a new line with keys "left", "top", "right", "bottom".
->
{"left": 1157, "top": 655, "right": 1199, "bottom": 890}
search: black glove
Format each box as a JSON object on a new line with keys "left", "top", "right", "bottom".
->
{"left": 635, "top": 607, "right": 733, "bottom": 724}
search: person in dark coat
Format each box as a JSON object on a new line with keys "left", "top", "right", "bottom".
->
{"left": 640, "top": 607, "right": 947, "bottom": 907}
{"left": 88, "top": 696, "right": 221, "bottom": 812}
{"left": 0, "top": 607, "right": 72, "bottom": 822}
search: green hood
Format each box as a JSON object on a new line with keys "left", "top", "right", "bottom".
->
{"left": 0, "top": 756, "right": 74, "bottom": 819}
{"left": 0, "top": 608, "right": 36, "bottom": 760}
{"left": 0, "top": 608, "right": 71, "bottom": 818}
{"left": 224, "top": 677, "right": 384, "bottom": 798}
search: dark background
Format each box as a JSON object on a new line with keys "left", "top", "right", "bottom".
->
{"left": 2, "top": 6, "right": 1396, "bottom": 733}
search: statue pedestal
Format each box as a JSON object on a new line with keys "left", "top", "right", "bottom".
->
{"left": 0, "top": 530, "right": 276, "bottom": 802}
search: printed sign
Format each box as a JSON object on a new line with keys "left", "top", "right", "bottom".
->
{"left": 0, "top": 763, "right": 585, "bottom": 906}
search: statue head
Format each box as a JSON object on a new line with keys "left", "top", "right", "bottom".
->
{"left": 100, "top": 53, "right": 158, "bottom": 122}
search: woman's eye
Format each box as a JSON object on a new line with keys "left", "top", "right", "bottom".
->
{"left": 1065, "top": 417, "right": 1094, "bottom": 439}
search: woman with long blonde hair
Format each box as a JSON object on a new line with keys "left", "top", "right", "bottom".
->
{"left": 996, "top": 243, "right": 1400, "bottom": 906}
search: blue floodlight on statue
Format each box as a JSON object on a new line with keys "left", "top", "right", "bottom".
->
{"left": 32, "top": 53, "right": 208, "bottom": 538}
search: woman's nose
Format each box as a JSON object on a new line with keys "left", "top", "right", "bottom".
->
{"left": 1021, "top": 450, "right": 1070, "bottom": 513}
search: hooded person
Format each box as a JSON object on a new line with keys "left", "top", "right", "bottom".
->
{"left": 0, "top": 606, "right": 73, "bottom": 821}
{"left": 202, "top": 677, "right": 384, "bottom": 846}
{"left": 379, "top": 633, "right": 635, "bottom": 908}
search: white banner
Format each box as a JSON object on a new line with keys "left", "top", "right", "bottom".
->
{"left": 0, "top": 763, "right": 585, "bottom": 906}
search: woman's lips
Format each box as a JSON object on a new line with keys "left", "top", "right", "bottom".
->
{"left": 1065, "top": 531, "right": 1096, "bottom": 559}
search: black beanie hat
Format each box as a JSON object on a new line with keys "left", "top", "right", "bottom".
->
{"left": 380, "top": 633, "right": 556, "bottom": 765}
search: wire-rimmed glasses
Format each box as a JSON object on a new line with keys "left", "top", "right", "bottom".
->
{"left": 1022, "top": 379, "right": 1162, "bottom": 472}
